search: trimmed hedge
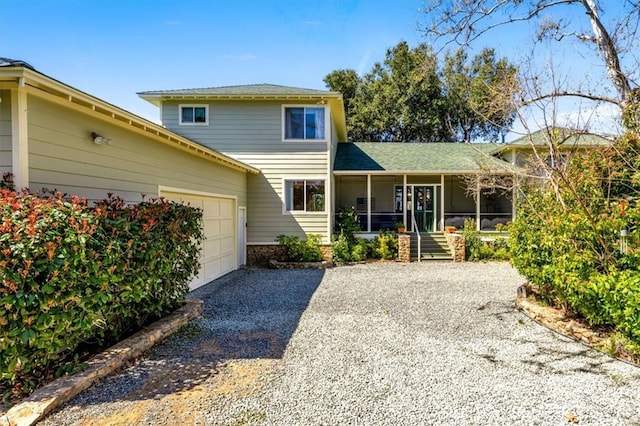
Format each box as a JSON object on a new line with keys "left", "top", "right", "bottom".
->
{"left": 0, "top": 190, "right": 203, "bottom": 397}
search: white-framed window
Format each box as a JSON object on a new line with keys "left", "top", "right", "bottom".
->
{"left": 179, "top": 104, "right": 208, "bottom": 125}
{"left": 284, "top": 179, "right": 326, "bottom": 212}
{"left": 283, "top": 106, "right": 327, "bottom": 141}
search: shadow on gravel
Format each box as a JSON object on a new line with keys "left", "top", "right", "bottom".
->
{"left": 59, "top": 268, "right": 325, "bottom": 407}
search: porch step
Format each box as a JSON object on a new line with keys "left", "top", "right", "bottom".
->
{"left": 410, "top": 232, "right": 452, "bottom": 261}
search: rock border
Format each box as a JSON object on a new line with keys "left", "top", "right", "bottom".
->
{"left": 268, "top": 259, "right": 333, "bottom": 269}
{"left": 515, "top": 293, "right": 640, "bottom": 367}
{"left": 1, "top": 299, "right": 204, "bottom": 426}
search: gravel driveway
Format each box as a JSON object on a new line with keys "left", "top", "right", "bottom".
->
{"left": 42, "top": 262, "right": 640, "bottom": 425}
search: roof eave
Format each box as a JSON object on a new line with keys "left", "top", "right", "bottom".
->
{"left": 1, "top": 67, "right": 259, "bottom": 174}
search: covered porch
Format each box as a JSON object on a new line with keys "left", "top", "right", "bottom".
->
{"left": 334, "top": 174, "right": 513, "bottom": 232}
{"left": 332, "top": 142, "right": 516, "bottom": 233}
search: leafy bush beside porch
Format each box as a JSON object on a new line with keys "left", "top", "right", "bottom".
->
{"left": 0, "top": 189, "right": 203, "bottom": 398}
{"left": 509, "top": 133, "right": 640, "bottom": 346}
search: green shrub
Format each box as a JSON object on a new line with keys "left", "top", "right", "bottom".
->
{"left": 276, "top": 234, "right": 323, "bottom": 262}
{"left": 335, "top": 207, "right": 361, "bottom": 244}
{"left": 332, "top": 233, "right": 351, "bottom": 264}
{"left": 351, "top": 238, "right": 370, "bottom": 261}
{"left": 0, "top": 190, "right": 203, "bottom": 397}
{"left": 372, "top": 230, "right": 398, "bottom": 260}
{"left": 462, "top": 219, "right": 482, "bottom": 261}
{"left": 509, "top": 131, "right": 640, "bottom": 344}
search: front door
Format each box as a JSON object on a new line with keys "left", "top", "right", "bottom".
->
{"left": 412, "top": 185, "right": 435, "bottom": 232}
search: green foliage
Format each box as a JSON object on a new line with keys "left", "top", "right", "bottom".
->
{"left": 372, "top": 230, "right": 398, "bottom": 260}
{"left": 335, "top": 207, "right": 361, "bottom": 244}
{"left": 0, "top": 190, "right": 202, "bottom": 397}
{"left": 276, "top": 234, "right": 323, "bottom": 262}
{"left": 462, "top": 219, "right": 510, "bottom": 261}
{"left": 442, "top": 48, "right": 518, "bottom": 142}
{"left": 331, "top": 233, "right": 351, "bottom": 265}
{"left": 324, "top": 41, "right": 517, "bottom": 142}
{"left": 462, "top": 219, "right": 481, "bottom": 261}
{"left": 351, "top": 238, "right": 370, "bottom": 261}
{"left": 509, "top": 132, "right": 640, "bottom": 344}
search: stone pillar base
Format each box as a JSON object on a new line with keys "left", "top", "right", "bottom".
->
{"left": 398, "top": 234, "right": 410, "bottom": 262}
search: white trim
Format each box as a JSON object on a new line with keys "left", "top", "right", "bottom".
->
{"left": 11, "top": 88, "right": 28, "bottom": 190}
{"left": 334, "top": 170, "right": 512, "bottom": 175}
{"left": 367, "top": 174, "right": 372, "bottom": 233}
{"left": 158, "top": 186, "right": 238, "bottom": 202}
{"left": 178, "top": 103, "right": 209, "bottom": 126}
{"left": 281, "top": 177, "right": 327, "bottom": 214}
{"left": 238, "top": 206, "right": 247, "bottom": 266}
{"left": 281, "top": 104, "right": 329, "bottom": 143}
{"left": 440, "top": 174, "right": 445, "bottom": 231}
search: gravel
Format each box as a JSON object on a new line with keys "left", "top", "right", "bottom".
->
{"left": 42, "top": 262, "right": 640, "bottom": 425}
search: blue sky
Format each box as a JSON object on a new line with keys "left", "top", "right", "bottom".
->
{"left": 0, "top": 0, "right": 430, "bottom": 123}
{"left": 0, "top": 0, "right": 622, "bottom": 137}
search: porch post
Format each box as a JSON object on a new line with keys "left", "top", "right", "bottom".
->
{"left": 403, "top": 174, "right": 407, "bottom": 230}
{"left": 512, "top": 175, "right": 517, "bottom": 221}
{"left": 440, "top": 174, "right": 445, "bottom": 232}
{"left": 11, "top": 86, "right": 29, "bottom": 190}
{"left": 367, "top": 174, "right": 372, "bottom": 233}
{"left": 476, "top": 180, "right": 481, "bottom": 231}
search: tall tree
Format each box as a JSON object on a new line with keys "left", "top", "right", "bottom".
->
{"left": 442, "top": 48, "right": 519, "bottom": 142}
{"left": 421, "top": 0, "right": 639, "bottom": 114}
{"left": 324, "top": 41, "right": 517, "bottom": 142}
{"left": 325, "top": 42, "right": 449, "bottom": 142}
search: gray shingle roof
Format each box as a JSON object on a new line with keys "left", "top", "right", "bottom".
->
{"left": 334, "top": 142, "right": 513, "bottom": 173}
{"left": 138, "top": 83, "right": 339, "bottom": 97}
{"left": 506, "top": 127, "right": 614, "bottom": 148}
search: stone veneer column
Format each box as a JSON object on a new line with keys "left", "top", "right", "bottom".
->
{"left": 398, "top": 234, "right": 411, "bottom": 262}
{"left": 444, "top": 233, "right": 466, "bottom": 262}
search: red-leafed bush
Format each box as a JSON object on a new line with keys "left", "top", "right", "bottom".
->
{"left": 0, "top": 183, "right": 203, "bottom": 399}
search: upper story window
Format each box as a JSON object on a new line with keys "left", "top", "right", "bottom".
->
{"left": 180, "top": 105, "right": 208, "bottom": 125}
{"left": 283, "top": 106, "right": 326, "bottom": 141}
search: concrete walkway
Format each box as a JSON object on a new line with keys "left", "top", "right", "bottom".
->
{"left": 42, "top": 262, "right": 640, "bottom": 425}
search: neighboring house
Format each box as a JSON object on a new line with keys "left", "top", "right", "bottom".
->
{"left": 0, "top": 59, "right": 259, "bottom": 289}
{"left": 495, "top": 128, "right": 613, "bottom": 170}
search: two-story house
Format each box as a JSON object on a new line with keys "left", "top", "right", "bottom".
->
{"left": 137, "top": 85, "right": 347, "bottom": 265}
{"left": 1, "top": 59, "right": 612, "bottom": 288}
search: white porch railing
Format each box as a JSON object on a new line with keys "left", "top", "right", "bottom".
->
{"left": 411, "top": 210, "right": 421, "bottom": 262}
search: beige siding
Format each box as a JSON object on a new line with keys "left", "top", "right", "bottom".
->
{"left": 163, "top": 100, "right": 332, "bottom": 243}
{"left": 0, "top": 90, "right": 11, "bottom": 175}
{"left": 27, "top": 95, "right": 247, "bottom": 205}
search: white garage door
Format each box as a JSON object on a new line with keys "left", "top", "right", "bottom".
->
{"left": 161, "top": 190, "right": 236, "bottom": 290}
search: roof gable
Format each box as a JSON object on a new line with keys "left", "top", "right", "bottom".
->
{"left": 138, "top": 83, "right": 347, "bottom": 142}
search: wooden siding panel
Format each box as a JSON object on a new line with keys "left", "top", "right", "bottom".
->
{"left": 26, "top": 95, "right": 247, "bottom": 205}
